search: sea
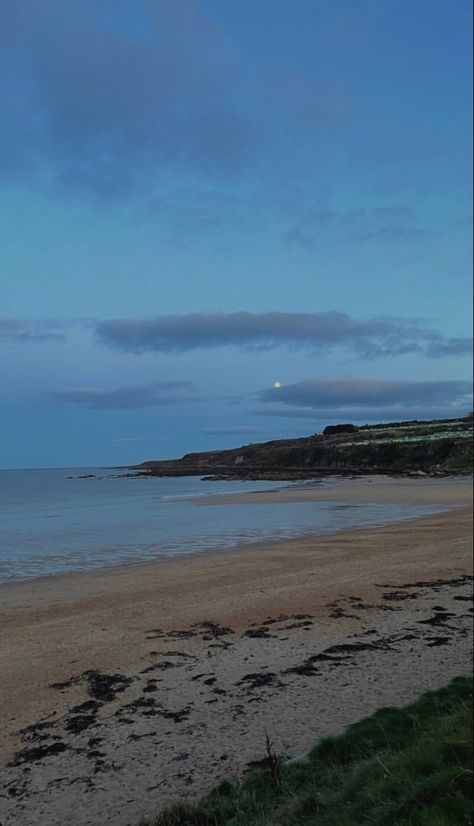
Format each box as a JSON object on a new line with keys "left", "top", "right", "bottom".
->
{"left": 0, "top": 468, "right": 444, "bottom": 584}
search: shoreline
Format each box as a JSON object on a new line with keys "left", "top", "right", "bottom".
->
{"left": 0, "top": 504, "right": 467, "bottom": 603}
{"left": 0, "top": 501, "right": 459, "bottom": 595}
{"left": 0, "top": 475, "right": 471, "bottom": 593}
{"left": 194, "top": 473, "right": 473, "bottom": 506}
{"left": 0, "top": 477, "right": 472, "bottom": 826}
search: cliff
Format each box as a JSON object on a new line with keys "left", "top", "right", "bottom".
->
{"left": 129, "top": 416, "right": 473, "bottom": 480}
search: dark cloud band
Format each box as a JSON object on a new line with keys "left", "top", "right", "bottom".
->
{"left": 259, "top": 376, "right": 472, "bottom": 411}
{"left": 94, "top": 312, "right": 472, "bottom": 359}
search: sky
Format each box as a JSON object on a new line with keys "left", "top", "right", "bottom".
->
{"left": 0, "top": 0, "right": 472, "bottom": 468}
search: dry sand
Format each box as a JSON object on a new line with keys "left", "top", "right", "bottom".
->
{"left": 0, "top": 476, "right": 472, "bottom": 826}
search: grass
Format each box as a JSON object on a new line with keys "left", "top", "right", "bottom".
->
{"left": 141, "top": 676, "right": 473, "bottom": 826}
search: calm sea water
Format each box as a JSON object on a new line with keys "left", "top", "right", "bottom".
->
{"left": 0, "top": 468, "right": 442, "bottom": 584}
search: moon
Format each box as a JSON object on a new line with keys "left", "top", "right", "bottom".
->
{"left": 273, "top": 381, "right": 281, "bottom": 388}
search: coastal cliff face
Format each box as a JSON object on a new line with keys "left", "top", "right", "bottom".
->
{"left": 128, "top": 416, "right": 473, "bottom": 480}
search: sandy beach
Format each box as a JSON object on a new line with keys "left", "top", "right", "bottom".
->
{"left": 195, "top": 473, "right": 474, "bottom": 506}
{"left": 0, "top": 476, "right": 472, "bottom": 826}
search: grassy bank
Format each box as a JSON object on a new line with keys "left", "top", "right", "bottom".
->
{"left": 142, "top": 676, "right": 473, "bottom": 826}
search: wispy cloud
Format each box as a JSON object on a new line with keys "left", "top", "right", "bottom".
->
{"left": 426, "top": 338, "right": 473, "bottom": 358}
{"left": 110, "top": 436, "right": 170, "bottom": 443}
{"left": 355, "top": 227, "right": 438, "bottom": 244}
{"left": 255, "top": 404, "right": 472, "bottom": 423}
{"left": 50, "top": 381, "right": 195, "bottom": 410}
{"left": 0, "top": 319, "right": 65, "bottom": 343}
{"left": 0, "top": 2, "right": 349, "bottom": 200}
{"left": 95, "top": 312, "right": 472, "bottom": 360}
{"left": 141, "top": 188, "right": 254, "bottom": 242}
{"left": 0, "top": 2, "right": 250, "bottom": 193}
{"left": 282, "top": 204, "right": 437, "bottom": 248}
{"left": 202, "top": 426, "right": 264, "bottom": 436}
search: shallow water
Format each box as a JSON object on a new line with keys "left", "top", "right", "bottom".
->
{"left": 0, "top": 468, "right": 443, "bottom": 583}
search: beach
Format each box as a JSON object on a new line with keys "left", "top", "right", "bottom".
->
{"left": 0, "top": 476, "right": 472, "bottom": 826}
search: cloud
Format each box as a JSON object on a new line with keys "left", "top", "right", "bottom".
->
{"left": 141, "top": 187, "right": 253, "bottom": 242}
{"left": 259, "top": 376, "right": 472, "bottom": 415}
{"left": 355, "top": 227, "right": 438, "bottom": 244}
{"left": 0, "top": 1, "right": 347, "bottom": 200}
{"left": 0, "top": 319, "right": 65, "bottom": 343}
{"left": 202, "top": 426, "right": 264, "bottom": 436}
{"left": 0, "top": 2, "right": 252, "bottom": 194}
{"left": 110, "top": 436, "right": 170, "bottom": 443}
{"left": 94, "top": 312, "right": 472, "bottom": 360}
{"left": 282, "top": 204, "right": 438, "bottom": 248}
{"left": 426, "top": 338, "right": 473, "bottom": 358}
{"left": 51, "top": 381, "right": 195, "bottom": 409}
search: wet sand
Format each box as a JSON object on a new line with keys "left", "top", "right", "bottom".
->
{"left": 0, "top": 477, "right": 472, "bottom": 826}
{"left": 196, "top": 473, "right": 473, "bottom": 506}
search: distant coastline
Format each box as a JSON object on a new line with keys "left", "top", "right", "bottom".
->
{"left": 126, "top": 415, "right": 473, "bottom": 480}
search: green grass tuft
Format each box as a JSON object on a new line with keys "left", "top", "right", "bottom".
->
{"left": 141, "top": 676, "right": 473, "bottom": 826}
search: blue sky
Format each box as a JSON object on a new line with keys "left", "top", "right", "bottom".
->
{"left": 0, "top": 0, "right": 472, "bottom": 468}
